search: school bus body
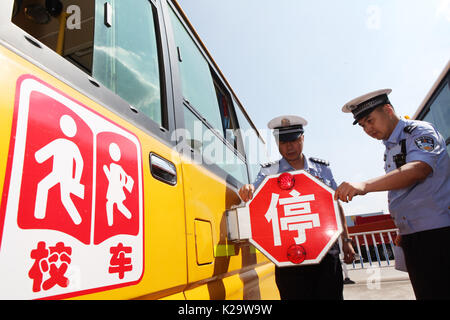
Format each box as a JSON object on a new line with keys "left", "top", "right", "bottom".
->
{"left": 0, "top": 0, "right": 278, "bottom": 299}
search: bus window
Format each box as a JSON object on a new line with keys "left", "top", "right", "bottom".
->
{"left": 422, "top": 77, "right": 450, "bottom": 155}
{"left": 168, "top": 4, "right": 249, "bottom": 185}
{"left": 12, "top": 0, "right": 95, "bottom": 73}
{"left": 212, "top": 75, "right": 241, "bottom": 152}
{"left": 92, "top": 0, "right": 164, "bottom": 126}
{"left": 234, "top": 103, "right": 270, "bottom": 182}
{"left": 183, "top": 107, "right": 249, "bottom": 185}
{"left": 11, "top": 0, "right": 165, "bottom": 128}
{"left": 168, "top": 5, "right": 223, "bottom": 135}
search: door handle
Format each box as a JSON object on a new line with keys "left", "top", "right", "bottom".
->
{"left": 149, "top": 153, "right": 177, "bottom": 185}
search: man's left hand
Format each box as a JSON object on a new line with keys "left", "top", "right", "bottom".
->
{"left": 342, "top": 241, "right": 356, "bottom": 264}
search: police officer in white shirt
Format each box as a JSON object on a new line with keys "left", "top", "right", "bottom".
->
{"left": 336, "top": 89, "right": 450, "bottom": 300}
{"left": 239, "top": 115, "right": 355, "bottom": 300}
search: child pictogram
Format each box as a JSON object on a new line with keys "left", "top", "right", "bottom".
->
{"left": 34, "top": 115, "right": 85, "bottom": 225}
{"left": 103, "top": 142, "right": 134, "bottom": 226}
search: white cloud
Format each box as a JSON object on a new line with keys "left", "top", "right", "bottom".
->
{"left": 436, "top": 0, "right": 450, "bottom": 21}
{"left": 366, "top": 5, "right": 382, "bottom": 30}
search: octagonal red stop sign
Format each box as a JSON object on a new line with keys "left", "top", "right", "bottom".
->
{"left": 248, "top": 170, "right": 342, "bottom": 266}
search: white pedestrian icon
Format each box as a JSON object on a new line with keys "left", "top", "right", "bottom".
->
{"left": 34, "top": 114, "right": 85, "bottom": 225}
{"left": 103, "top": 142, "right": 134, "bottom": 226}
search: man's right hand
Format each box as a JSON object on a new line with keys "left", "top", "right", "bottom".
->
{"left": 238, "top": 184, "right": 255, "bottom": 202}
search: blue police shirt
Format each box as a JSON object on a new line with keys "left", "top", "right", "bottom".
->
{"left": 252, "top": 155, "right": 340, "bottom": 256}
{"left": 253, "top": 156, "right": 338, "bottom": 190}
{"left": 383, "top": 118, "right": 450, "bottom": 235}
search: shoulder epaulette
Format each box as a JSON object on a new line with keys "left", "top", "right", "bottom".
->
{"left": 261, "top": 161, "right": 277, "bottom": 168}
{"left": 309, "top": 157, "right": 329, "bottom": 166}
{"left": 403, "top": 124, "right": 417, "bottom": 134}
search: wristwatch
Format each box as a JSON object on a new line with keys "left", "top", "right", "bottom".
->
{"left": 343, "top": 238, "right": 353, "bottom": 243}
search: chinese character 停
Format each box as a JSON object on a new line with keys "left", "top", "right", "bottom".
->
{"left": 265, "top": 189, "right": 321, "bottom": 246}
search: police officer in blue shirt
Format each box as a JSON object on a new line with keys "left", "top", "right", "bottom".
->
{"left": 239, "top": 115, "right": 355, "bottom": 300}
{"left": 335, "top": 89, "right": 450, "bottom": 300}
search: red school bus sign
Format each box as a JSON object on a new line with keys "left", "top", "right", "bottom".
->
{"left": 247, "top": 170, "right": 342, "bottom": 267}
{"left": 0, "top": 75, "right": 144, "bottom": 299}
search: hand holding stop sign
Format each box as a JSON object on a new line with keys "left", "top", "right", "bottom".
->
{"left": 235, "top": 170, "right": 355, "bottom": 266}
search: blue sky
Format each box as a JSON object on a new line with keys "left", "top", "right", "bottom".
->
{"left": 177, "top": 0, "right": 450, "bottom": 215}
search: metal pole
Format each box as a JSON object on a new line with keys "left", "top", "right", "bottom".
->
{"left": 354, "top": 235, "right": 363, "bottom": 269}
{"left": 379, "top": 231, "right": 390, "bottom": 266}
{"left": 363, "top": 234, "right": 372, "bottom": 267}
{"left": 371, "top": 233, "right": 381, "bottom": 267}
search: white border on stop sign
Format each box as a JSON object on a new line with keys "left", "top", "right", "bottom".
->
{"left": 245, "top": 169, "right": 343, "bottom": 267}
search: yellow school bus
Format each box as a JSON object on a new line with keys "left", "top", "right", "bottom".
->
{"left": 0, "top": 0, "right": 279, "bottom": 299}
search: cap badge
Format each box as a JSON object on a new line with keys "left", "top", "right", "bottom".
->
{"left": 281, "top": 118, "right": 291, "bottom": 127}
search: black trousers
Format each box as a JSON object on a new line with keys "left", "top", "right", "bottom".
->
{"left": 275, "top": 253, "right": 343, "bottom": 300}
{"left": 401, "top": 226, "right": 450, "bottom": 300}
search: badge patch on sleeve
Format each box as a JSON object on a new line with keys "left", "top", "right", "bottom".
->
{"left": 414, "top": 136, "right": 435, "bottom": 152}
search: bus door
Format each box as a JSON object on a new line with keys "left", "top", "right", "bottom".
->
{"left": 164, "top": 1, "right": 268, "bottom": 299}
{"left": 0, "top": 0, "right": 187, "bottom": 299}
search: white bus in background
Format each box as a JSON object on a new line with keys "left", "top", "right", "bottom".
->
{"left": 413, "top": 61, "right": 450, "bottom": 156}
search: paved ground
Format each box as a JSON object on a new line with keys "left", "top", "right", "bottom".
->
{"left": 343, "top": 264, "right": 415, "bottom": 300}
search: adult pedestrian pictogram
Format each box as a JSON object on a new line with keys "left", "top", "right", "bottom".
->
{"left": 34, "top": 114, "right": 85, "bottom": 225}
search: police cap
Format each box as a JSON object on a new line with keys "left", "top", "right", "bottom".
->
{"left": 342, "top": 89, "right": 392, "bottom": 125}
{"left": 268, "top": 115, "right": 307, "bottom": 142}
